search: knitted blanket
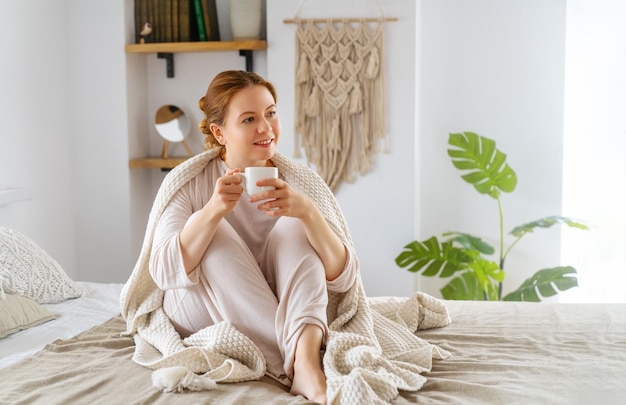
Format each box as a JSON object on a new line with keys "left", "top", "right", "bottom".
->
{"left": 120, "top": 148, "right": 451, "bottom": 404}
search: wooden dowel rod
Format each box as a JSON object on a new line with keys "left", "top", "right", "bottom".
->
{"left": 283, "top": 17, "right": 397, "bottom": 24}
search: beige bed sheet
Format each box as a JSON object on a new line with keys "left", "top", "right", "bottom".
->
{"left": 0, "top": 300, "right": 624, "bottom": 405}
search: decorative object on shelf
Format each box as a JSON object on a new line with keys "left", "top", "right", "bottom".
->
{"left": 284, "top": 0, "right": 397, "bottom": 191}
{"left": 139, "top": 22, "right": 152, "bottom": 44}
{"left": 229, "top": 0, "right": 262, "bottom": 40}
{"left": 154, "top": 105, "right": 193, "bottom": 159}
{"left": 395, "top": 131, "right": 590, "bottom": 302}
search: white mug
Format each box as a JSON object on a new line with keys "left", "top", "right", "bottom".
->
{"left": 236, "top": 167, "right": 278, "bottom": 196}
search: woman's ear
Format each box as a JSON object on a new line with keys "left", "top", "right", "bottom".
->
{"left": 210, "top": 123, "right": 224, "bottom": 145}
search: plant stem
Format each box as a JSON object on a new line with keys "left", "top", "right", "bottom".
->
{"left": 502, "top": 236, "right": 523, "bottom": 262}
{"left": 497, "top": 196, "right": 504, "bottom": 300}
{"left": 497, "top": 196, "right": 504, "bottom": 266}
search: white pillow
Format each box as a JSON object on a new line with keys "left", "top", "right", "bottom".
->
{"left": 0, "top": 292, "right": 58, "bottom": 338}
{"left": 0, "top": 226, "right": 85, "bottom": 304}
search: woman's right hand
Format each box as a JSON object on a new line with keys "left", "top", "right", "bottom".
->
{"left": 205, "top": 168, "right": 244, "bottom": 218}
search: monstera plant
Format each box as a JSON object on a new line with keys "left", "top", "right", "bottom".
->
{"left": 396, "top": 131, "right": 589, "bottom": 301}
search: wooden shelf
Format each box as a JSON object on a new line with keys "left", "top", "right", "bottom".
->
{"left": 125, "top": 40, "right": 267, "bottom": 76}
{"left": 125, "top": 40, "right": 267, "bottom": 54}
{"left": 129, "top": 157, "right": 190, "bottom": 169}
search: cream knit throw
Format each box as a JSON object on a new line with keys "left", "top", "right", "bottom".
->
{"left": 120, "top": 148, "right": 451, "bottom": 404}
{"left": 294, "top": 20, "right": 387, "bottom": 191}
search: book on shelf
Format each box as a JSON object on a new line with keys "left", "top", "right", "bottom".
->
{"left": 163, "top": 0, "right": 173, "bottom": 42}
{"left": 171, "top": 0, "right": 179, "bottom": 42}
{"left": 178, "top": 0, "right": 191, "bottom": 42}
{"left": 134, "top": 0, "right": 140, "bottom": 43}
{"left": 192, "top": 0, "right": 207, "bottom": 41}
{"left": 202, "top": 0, "right": 220, "bottom": 41}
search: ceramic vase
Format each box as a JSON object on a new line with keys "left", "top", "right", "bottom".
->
{"left": 229, "top": 0, "right": 262, "bottom": 40}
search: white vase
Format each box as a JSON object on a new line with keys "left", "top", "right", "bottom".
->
{"left": 229, "top": 0, "right": 262, "bottom": 40}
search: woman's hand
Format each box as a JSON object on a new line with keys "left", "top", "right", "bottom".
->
{"left": 249, "top": 177, "right": 313, "bottom": 220}
{"left": 206, "top": 168, "right": 244, "bottom": 218}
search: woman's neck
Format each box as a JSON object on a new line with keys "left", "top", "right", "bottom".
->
{"left": 222, "top": 152, "right": 274, "bottom": 169}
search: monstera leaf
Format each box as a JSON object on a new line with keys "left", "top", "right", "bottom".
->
{"left": 503, "top": 267, "right": 578, "bottom": 302}
{"left": 441, "top": 272, "right": 491, "bottom": 300}
{"left": 443, "top": 232, "right": 495, "bottom": 255}
{"left": 510, "top": 216, "right": 590, "bottom": 238}
{"left": 441, "top": 259, "right": 505, "bottom": 300}
{"left": 447, "top": 131, "right": 517, "bottom": 199}
{"left": 395, "top": 236, "right": 476, "bottom": 277}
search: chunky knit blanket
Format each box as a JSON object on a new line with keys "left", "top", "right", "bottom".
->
{"left": 120, "top": 148, "right": 451, "bottom": 404}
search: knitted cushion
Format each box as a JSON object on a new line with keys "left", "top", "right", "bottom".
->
{"left": 0, "top": 292, "right": 58, "bottom": 338}
{"left": 0, "top": 226, "right": 85, "bottom": 304}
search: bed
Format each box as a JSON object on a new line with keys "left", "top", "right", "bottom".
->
{"left": 1, "top": 227, "right": 626, "bottom": 404}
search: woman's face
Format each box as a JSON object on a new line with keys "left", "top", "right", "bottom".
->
{"left": 215, "top": 85, "right": 280, "bottom": 168}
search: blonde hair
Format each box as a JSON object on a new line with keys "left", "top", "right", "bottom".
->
{"left": 198, "top": 70, "right": 278, "bottom": 150}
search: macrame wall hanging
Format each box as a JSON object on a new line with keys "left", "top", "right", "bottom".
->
{"left": 284, "top": 1, "right": 397, "bottom": 191}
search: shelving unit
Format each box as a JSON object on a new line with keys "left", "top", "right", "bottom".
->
{"left": 126, "top": 40, "right": 267, "bottom": 170}
{"left": 125, "top": 40, "right": 267, "bottom": 77}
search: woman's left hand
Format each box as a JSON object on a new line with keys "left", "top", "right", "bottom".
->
{"left": 249, "top": 178, "right": 312, "bottom": 219}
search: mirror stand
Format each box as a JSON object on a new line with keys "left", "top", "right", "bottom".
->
{"left": 161, "top": 139, "right": 193, "bottom": 159}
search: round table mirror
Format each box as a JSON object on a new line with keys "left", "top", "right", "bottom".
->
{"left": 154, "top": 105, "right": 193, "bottom": 158}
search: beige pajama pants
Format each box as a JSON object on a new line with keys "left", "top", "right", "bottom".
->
{"left": 163, "top": 216, "right": 329, "bottom": 380}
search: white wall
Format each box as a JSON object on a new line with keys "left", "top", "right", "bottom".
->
{"left": 0, "top": 1, "right": 78, "bottom": 279}
{"left": 66, "top": 0, "right": 133, "bottom": 282}
{"left": 0, "top": 0, "right": 132, "bottom": 283}
{"left": 418, "top": 0, "right": 567, "bottom": 298}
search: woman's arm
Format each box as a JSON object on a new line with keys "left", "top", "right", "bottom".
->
{"left": 178, "top": 168, "right": 244, "bottom": 274}
{"left": 298, "top": 201, "right": 348, "bottom": 281}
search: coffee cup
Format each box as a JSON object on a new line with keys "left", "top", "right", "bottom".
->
{"left": 236, "top": 167, "right": 278, "bottom": 196}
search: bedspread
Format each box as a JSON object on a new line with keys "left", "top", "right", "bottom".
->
{"left": 1, "top": 300, "right": 624, "bottom": 405}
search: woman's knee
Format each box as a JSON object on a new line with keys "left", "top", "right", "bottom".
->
{"left": 199, "top": 220, "right": 260, "bottom": 279}
{"left": 266, "top": 217, "right": 314, "bottom": 256}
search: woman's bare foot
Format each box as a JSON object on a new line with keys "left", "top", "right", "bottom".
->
{"left": 290, "top": 324, "right": 327, "bottom": 404}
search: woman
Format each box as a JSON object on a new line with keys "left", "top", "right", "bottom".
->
{"left": 147, "top": 70, "right": 358, "bottom": 404}
{"left": 121, "top": 70, "right": 448, "bottom": 405}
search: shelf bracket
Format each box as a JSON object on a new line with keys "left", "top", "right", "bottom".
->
{"left": 239, "top": 50, "right": 254, "bottom": 72}
{"left": 156, "top": 49, "right": 255, "bottom": 77}
{"left": 157, "top": 52, "right": 174, "bottom": 78}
